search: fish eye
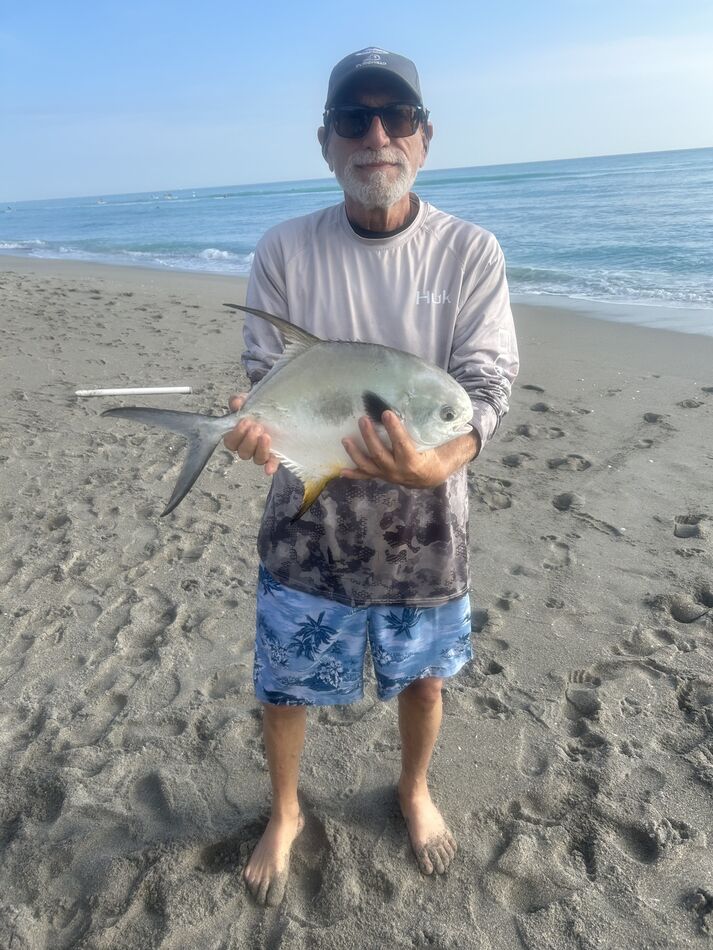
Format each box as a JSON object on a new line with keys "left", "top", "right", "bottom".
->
{"left": 440, "top": 406, "right": 456, "bottom": 422}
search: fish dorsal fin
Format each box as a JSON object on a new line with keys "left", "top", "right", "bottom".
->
{"left": 224, "top": 303, "right": 322, "bottom": 357}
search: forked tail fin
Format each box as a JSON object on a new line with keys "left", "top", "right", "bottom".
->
{"left": 102, "top": 407, "right": 237, "bottom": 515}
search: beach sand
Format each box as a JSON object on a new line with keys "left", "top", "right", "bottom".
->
{"left": 1, "top": 257, "right": 712, "bottom": 949}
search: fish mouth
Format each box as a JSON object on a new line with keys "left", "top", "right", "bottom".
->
{"left": 418, "top": 424, "right": 473, "bottom": 448}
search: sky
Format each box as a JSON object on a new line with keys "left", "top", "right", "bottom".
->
{"left": 1, "top": 0, "right": 712, "bottom": 201}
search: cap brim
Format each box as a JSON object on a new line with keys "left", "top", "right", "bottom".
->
{"left": 327, "top": 68, "right": 422, "bottom": 108}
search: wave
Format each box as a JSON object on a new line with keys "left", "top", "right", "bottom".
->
{"left": 507, "top": 265, "right": 713, "bottom": 309}
{"left": 0, "top": 242, "right": 255, "bottom": 275}
{"left": 0, "top": 239, "right": 47, "bottom": 250}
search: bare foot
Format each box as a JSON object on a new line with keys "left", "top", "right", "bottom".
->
{"left": 398, "top": 784, "right": 456, "bottom": 875}
{"left": 243, "top": 809, "right": 305, "bottom": 906}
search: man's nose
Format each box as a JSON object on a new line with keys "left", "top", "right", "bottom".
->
{"left": 361, "top": 114, "right": 390, "bottom": 148}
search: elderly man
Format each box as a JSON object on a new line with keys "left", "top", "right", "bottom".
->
{"left": 224, "top": 47, "right": 519, "bottom": 906}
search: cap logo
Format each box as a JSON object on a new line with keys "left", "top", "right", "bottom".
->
{"left": 357, "top": 53, "right": 387, "bottom": 68}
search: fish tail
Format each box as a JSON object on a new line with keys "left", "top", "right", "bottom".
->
{"left": 102, "top": 407, "right": 238, "bottom": 516}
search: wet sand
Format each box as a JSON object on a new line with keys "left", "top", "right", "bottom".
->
{"left": 1, "top": 257, "right": 712, "bottom": 948}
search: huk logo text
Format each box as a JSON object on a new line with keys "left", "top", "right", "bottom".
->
{"left": 416, "top": 289, "right": 452, "bottom": 305}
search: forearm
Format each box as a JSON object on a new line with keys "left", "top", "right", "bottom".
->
{"left": 433, "top": 430, "right": 481, "bottom": 481}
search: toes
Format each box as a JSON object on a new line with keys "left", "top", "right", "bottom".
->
{"left": 416, "top": 845, "right": 434, "bottom": 875}
{"left": 435, "top": 843, "right": 452, "bottom": 873}
{"left": 442, "top": 834, "right": 457, "bottom": 860}
{"left": 266, "top": 871, "right": 288, "bottom": 907}
{"left": 256, "top": 877, "right": 270, "bottom": 906}
{"left": 430, "top": 845, "right": 446, "bottom": 875}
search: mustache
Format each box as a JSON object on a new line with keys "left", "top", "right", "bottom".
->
{"left": 347, "top": 149, "right": 408, "bottom": 168}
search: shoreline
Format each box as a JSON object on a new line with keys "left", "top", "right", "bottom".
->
{"left": 2, "top": 254, "right": 713, "bottom": 349}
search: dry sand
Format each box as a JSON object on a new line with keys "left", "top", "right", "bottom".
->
{"left": 1, "top": 257, "right": 712, "bottom": 949}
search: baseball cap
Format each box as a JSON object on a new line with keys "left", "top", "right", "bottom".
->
{"left": 324, "top": 47, "right": 423, "bottom": 109}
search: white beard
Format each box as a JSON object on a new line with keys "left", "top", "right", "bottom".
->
{"left": 336, "top": 148, "right": 418, "bottom": 210}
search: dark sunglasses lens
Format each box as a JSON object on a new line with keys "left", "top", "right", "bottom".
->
{"left": 333, "top": 109, "right": 371, "bottom": 138}
{"left": 382, "top": 106, "right": 419, "bottom": 136}
{"left": 332, "top": 106, "right": 421, "bottom": 138}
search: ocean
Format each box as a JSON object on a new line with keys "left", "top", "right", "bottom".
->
{"left": 2, "top": 147, "right": 712, "bottom": 336}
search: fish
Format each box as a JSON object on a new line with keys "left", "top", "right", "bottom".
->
{"left": 102, "top": 304, "right": 474, "bottom": 518}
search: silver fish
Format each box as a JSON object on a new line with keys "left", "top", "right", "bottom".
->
{"left": 102, "top": 304, "right": 473, "bottom": 518}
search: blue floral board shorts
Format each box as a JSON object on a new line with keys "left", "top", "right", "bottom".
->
{"left": 254, "top": 564, "right": 473, "bottom": 706}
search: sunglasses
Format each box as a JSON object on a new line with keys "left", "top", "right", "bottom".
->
{"left": 325, "top": 103, "right": 429, "bottom": 139}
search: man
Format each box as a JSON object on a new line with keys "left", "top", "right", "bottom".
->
{"left": 224, "top": 47, "right": 519, "bottom": 906}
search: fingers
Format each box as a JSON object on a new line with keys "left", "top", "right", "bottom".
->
{"left": 223, "top": 419, "right": 274, "bottom": 467}
{"left": 253, "top": 432, "right": 272, "bottom": 466}
{"left": 223, "top": 419, "right": 261, "bottom": 456}
{"left": 381, "top": 410, "right": 414, "bottom": 461}
{"left": 358, "top": 416, "right": 392, "bottom": 465}
{"left": 228, "top": 392, "right": 248, "bottom": 413}
{"left": 341, "top": 435, "right": 381, "bottom": 476}
{"left": 264, "top": 455, "right": 280, "bottom": 476}
{"left": 223, "top": 393, "right": 279, "bottom": 476}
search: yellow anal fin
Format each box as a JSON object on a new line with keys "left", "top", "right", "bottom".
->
{"left": 292, "top": 469, "right": 341, "bottom": 522}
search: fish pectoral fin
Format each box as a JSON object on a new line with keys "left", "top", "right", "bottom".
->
{"left": 362, "top": 391, "right": 401, "bottom": 425}
{"left": 292, "top": 468, "right": 342, "bottom": 522}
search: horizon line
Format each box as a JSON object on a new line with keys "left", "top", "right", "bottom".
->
{"left": 3, "top": 143, "right": 711, "bottom": 206}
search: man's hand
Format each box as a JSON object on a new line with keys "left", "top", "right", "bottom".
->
{"left": 223, "top": 394, "right": 280, "bottom": 476}
{"left": 341, "top": 411, "right": 480, "bottom": 489}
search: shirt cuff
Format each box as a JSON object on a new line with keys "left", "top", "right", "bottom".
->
{"left": 469, "top": 401, "right": 500, "bottom": 451}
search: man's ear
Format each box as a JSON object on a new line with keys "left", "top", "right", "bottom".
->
{"left": 420, "top": 121, "right": 434, "bottom": 165}
{"left": 317, "top": 126, "right": 333, "bottom": 170}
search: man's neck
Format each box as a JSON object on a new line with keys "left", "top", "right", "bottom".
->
{"left": 344, "top": 192, "right": 416, "bottom": 234}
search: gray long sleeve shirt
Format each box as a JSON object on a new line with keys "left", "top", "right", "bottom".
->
{"left": 241, "top": 198, "right": 519, "bottom": 606}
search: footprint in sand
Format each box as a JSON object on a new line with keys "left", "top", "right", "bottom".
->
{"left": 496, "top": 590, "right": 521, "bottom": 611}
{"left": 615, "top": 817, "right": 697, "bottom": 865}
{"left": 677, "top": 398, "right": 704, "bottom": 409}
{"left": 318, "top": 702, "right": 376, "bottom": 727}
{"left": 673, "top": 514, "right": 707, "bottom": 539}
{"left": 517, "top": 737, "right": 551, "bottom": 776}
{"left": 542, "top": 536, "right": 573, "bottom": 569}
{"left": 471, "top": 606, "right": 506, "bottom": 636}
{"left": 530, "top": 402, "right": 551, "bottom": 413}
{"left": 514, "top": 423, "right": 566, "bottom": 440}
{"left": 612, "top": 626, "right": 675, "bottom": 657}
{"left": 132, "top": 771, "right": 173, "bottom": 830}
{"left": 643, "top": 411, "right": 672, "bottom": 428}
{"left": 521, "top": 384, "right": 545, "bottom": 393}
{"left": 468, "top": 474, "right": 513, "bottom": 509}
{"left": 501, "top": 451, "right": 532, "bottom": 468}
{"left": 684, "top": 889, "right": 713, "bottom": 935}
{"left": 550, "top": 669, "right": 609, "bottom": 763}
{"left": 547, "top": 454, "right": 591, "bottom": 471}
{"left": 564, "top": 670, "right": 602, "bottom": 721}
{"left": 208, "top": 665, "right": 246, "bottom": 700}
{"left": 552, "top": 491, "right": 585, "bottom": 512}
{"left": 662, "top": 586, "right": 713, "bottom": 624}
{"left": 676, "top": 677, "right": 713, "bottom": 725}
